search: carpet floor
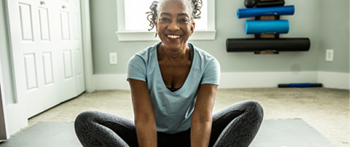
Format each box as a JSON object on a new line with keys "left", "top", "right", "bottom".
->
{"left": 26, "top": 88, "right": 349, "bottom": 147}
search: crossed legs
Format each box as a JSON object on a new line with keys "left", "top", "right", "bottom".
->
{"left": 74, "top": 100, "right": 263, "bottom": 147}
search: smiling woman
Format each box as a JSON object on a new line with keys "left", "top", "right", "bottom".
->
{"left": 75, "top": 0, "right": 263, "bottom": 147}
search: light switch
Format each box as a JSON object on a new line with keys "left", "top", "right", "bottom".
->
{"left": 110, "top": 52, "right": 117, "bottom": 64}
{"left": 326, "top": 49, "right": 334, "bottom": 61}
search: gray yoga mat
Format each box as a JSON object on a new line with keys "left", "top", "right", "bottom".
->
{"left": 0, "top": 119, "right": 335, "bottom": 147}
{"left": 0, "top": 122, "right": 80, "bottom": 147}
{"left": 250, "top": 118, "right": 336, "bottom": 147}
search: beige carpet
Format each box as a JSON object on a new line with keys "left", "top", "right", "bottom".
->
{"left": 28, "top": 88, "right": 349, "bottom": 147}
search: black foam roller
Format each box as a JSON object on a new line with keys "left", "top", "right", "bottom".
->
{"left": 226, "top": 38, "right": 311, "bottom": 52}
{"left": 278, "top": 84, "right": 290, "bottom": 88}
{"left": 256, "top": 0, "right": 285, "bottom": 7}
{"left": 244, "top": 0, "right": 257, "bottom": 8}
{"left": 311, "top": 83, "right": 323, "bottom": 87}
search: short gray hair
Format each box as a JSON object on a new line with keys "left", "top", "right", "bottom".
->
{"left": 146, "top": 0, "right": 202, "bottom": 31}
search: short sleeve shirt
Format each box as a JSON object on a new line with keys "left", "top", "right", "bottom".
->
{"left": 127, "top": 42, "right": 220, "bottom": 134}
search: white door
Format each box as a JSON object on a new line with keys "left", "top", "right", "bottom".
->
{"left": 71, "top": 0, "right": 85, "bottom": 95}
{"left": 57, "top": 0, "right": 85, "bottom": 101}
{"left": 56, "top": 0, "right": 78, "bottom": 101}
{"left": 6, "top": 0, "right": 85, "bottom": 118}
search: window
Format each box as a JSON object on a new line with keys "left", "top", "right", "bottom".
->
{"left": 124, "top": 0, "right": 207, "bottom": 31}
{"left": 116, "top": 0, "right": 216, "bottom": 41}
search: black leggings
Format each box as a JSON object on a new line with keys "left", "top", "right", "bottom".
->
{"left": 74, "top": 100, "right": 263, "bottom": 147}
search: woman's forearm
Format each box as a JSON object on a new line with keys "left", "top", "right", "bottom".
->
{"left": 191, "top": 84, "right": 217, "bottom": 147}
{"left": 135, "top": 120, "right": 157, "bottom": 147}
{"left": 191, "top": 119, "right": 212, "bottom": 147}
{"left": 129, "top": 79, "right": 157, "bottom": 147}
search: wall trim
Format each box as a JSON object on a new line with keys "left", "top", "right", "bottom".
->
{"left": 317, "top": 71, "right": 349, "bottom": 90}
{"left": 219, "top": 71, "right": 318, "bottom": 89}
{"left": 95, "top": 71, "right": 349, "bottom": 91}
{"left": 0, "top": 60, "right": 9, "bottom": 139}
{"left": 81, "top": 0, "right": 96, "bottom": 93}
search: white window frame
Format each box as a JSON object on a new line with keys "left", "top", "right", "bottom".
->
{"left": 116, "top": 0, "right": 216, "bottom": 41}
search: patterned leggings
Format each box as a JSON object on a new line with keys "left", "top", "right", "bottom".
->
{"left": 74, "top": 100, "right": 263, "bottom": 147}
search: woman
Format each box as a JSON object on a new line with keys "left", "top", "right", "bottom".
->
{"left": 75, "top": 0, "right": 263, "bottom": 146}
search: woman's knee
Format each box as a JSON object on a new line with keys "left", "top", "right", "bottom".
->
{"left": 75, "top": 110, "right": 100, "bottom": 126}
{"left": 244, "top": 100, "right": 264, "bottom": 119}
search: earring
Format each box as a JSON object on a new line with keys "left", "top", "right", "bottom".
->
{"left": 155, "top": 31, "right": 158, "bottom": 37}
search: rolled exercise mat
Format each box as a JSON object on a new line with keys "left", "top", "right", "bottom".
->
{"left": 278, "top": 83, "right": 323, "bottom": 88}
{"left": 226, "top": 38, "right": 311, "bottom": 52}
{"left": 256, "top": 0, "right": 285, "bottom": 7}
{"left": 237, "top": 5, "right": 294, "bottom": 19}
{"left": 245, "top": 20, "right": 289, "bottom": 34}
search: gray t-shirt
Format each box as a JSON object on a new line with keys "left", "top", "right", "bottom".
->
{"left": 127, "top": 42, "right": 220, "bottom": 134}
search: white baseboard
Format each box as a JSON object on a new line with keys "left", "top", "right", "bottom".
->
{"left": 94, "top": 71, "right": 350, "bottom": 90}
{"left": 219, "top": 71, "right": 318, "bottom": 88}
{"left": 317, "top": 72, "right": 349, "bottom": 90}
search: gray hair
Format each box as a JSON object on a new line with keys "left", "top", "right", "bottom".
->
{"left": 146, "top": 0, "right": 202, "bottom": 31}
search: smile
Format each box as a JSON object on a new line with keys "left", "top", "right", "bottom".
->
{"left": 167, "top": 35, "right": 181, "bottom": 39}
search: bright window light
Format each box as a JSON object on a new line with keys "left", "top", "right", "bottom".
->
{"left": 124, "top": 0, "right": 208, "bottom": 31}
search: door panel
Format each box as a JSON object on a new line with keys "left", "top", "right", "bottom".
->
{"left": 60, "top": 11, "right": 70, "bottom": 40}
{"left": 23, "top": 54, "right": 38, "bottom": 91}
{"left": 19, "top": 3, "right": 34, "bottom": 41}
{"left": 63, "top": 50, "right": 73, "bottom": 79}
{"left": 42, "top": 52, "right": 53, "bottom": 85}
{"left": 38, "top": 7, "right": 50, "bottom": 41}
{"left": 73, "top": 14, "right": 79, "bottom": 40}
{"left": 75, "top": 49, "right": 82, "bottom": 76}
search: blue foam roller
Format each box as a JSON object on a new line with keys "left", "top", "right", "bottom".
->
{"left": 237, "top": 5, "right": 295, "bottom": 18}
{"left": 289, "top": 83, "right": 312, "bottom": 87}
{"left": 245, "top": 20, "right": 289, "bottom": 34}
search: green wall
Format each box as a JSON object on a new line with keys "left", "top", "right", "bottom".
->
{"left": 90, "top": 0, "right": 158, "bottom": 74}
{"left": 318, "top": 0, "right": 349, "bottom": 73}
{"left": 85, "top": 0, "right": 348, "bottom": 74}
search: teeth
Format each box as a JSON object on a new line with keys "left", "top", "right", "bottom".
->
{"left": 167, "top": 35, "right": 180, "bottom": 39}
